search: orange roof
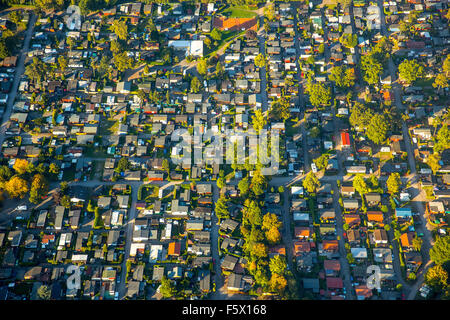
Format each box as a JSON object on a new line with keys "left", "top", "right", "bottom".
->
{"left": 168, "top": 241, "right": 181, "bottom": 256}
{"left": 269, "top": 245, "right": 286, "bottom": 255}
{"left": 42, "top": 234, "right": 55, "bottom": 244}
{"left": 400, "top": 232, "right": 414, "bottom": 248}
{"left": 293, "top": 241, "right": 311, "bottom": 254}
{"left": 294, "top": 227, "right": 311, "bottom": 238}
{"left": 323, "top": 240, "right": 339, "bottom": 251}
{"left": 344, "top": 214, "right": 361, "bottom": 226}
{"left": 355, "top": 285, "right": 373, "bottom": 298}
{"left": 367, "top": 211, "right": 384, "bottom": 222}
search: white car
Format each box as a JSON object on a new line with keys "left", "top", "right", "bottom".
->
{"left": 16, "top": 205, "right": 27, "bottom": 211}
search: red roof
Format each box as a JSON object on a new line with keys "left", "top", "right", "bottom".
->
{"left": 324, "top": 260, "right": 341, "bottom": 272}
{"left": 293, "top": 241, "right": 311, "bottom": 254}
{"left": 326, "top": 277, "right": 344, "bottom": 289}
{"left": 341, "top": 131, "right": 350, "bottom": 146}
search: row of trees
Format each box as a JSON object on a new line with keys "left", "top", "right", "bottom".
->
{"left": 426, "top": 236, "right": 450, "bottom": 298}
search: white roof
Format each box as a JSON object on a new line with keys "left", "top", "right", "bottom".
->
{"left": 351, "top": 247, "right": 368, "bottom": 259}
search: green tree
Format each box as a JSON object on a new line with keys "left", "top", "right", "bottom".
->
{"left": 5, "top": 176, "right": 28, "bottom": 199}
{"left": 215, "top": 61, "right": 224, "bottom": 77}
{"left": 386, "top": 172, "right": 401, "bottom": 195}
{"left": 318, "top": 43, "right": 325, "bottom": 54}
{"left": 349, "top": 102, "right": 373, "bottom": 130}
{"left": 313, "top": 154, "right": 329, "bottom": 171}
{"left": 238, "top": 176, "right": 250, "bottom": 197}
{"left": 306, "top": 82, "right": 331, "bottom": 107}
{"left": 360, "top": 54, "right": 383, "bottom": 86}
{"left": 160, "top": 276, "right": 177, "bottom": 299}
{"left": 443, "top": 54, "right": 450, "bottom": 76}
{"left": 251, "top": 109, "right": 266, "bottom": 134}
{"left": 210, "top": 28, "right": 222, "bottom": 41}
{"left": 353, "top": 175, "right": 368, "bottom": 195}
{"left": 87, "top": 200, "right": 95, "bottom": 212}
{"left": 303, "top": 171, "right": 320, "bottom": 194}
{"left": 250, "top": 170, "right": 267, "bottom": 197}
{"left": 197, "top": 58, "right": 208, "bottom": 76}
{"left": 398, "top": 59, "right": 424, "bottom": 85}
{"left": 264, "top": 3, "right": 276, "bottom": 21}
{"left": 329, "top": 66, "right": 355, "bottom": 88}
{"left": 60, "top": 195, "right": 71, "bottom": 208}
{"left": 25, "top": 57, "right": 49, "bottom": 87}
{"left": 29, "top": 174, "right": 48, "bottom": 204}
{"left": 37, "top": 285, "right": 51, "bottom": 300}
{"left": 367, "top": 113, "right": 388, "bottom": 145}
{"left": 434, "top": 125, "right": 450, "bottom": 155}
{"left": 9, "top": 10, "right": 23, "bottom": 26}
{"left": 270, "top": 96, "right": 290, "bottom": 121}
{"left": 0, "top": 165, "right": 12, "bottom": 182}
{"left": 57, "top": 55, "right": 68, "bottom": 72}
{"left": 425, "top": 265, "right": 448, "bottom": 291}
{"left": 243, "top": 200, "right": 263, "bottom": 226}
{"left": 215, "top": 195, "right": 229, "bottom": 220}
{"left": 49, "top": 163, "right": 60, "bottom": 175}
{"left": 255, "top": 53, "right": 267, "bottom": 68}
{"left": 116, "top": 157, "right": 130, "bottom": 173}
{"left": 162, "top": 159, "right": 170, "bottom": 175}
{"left": 110, "top": 19, "right": 128, "bottom": 41}
{"left": 60, "top": 181, "right": 68, "bottom": 194}
{"left": 413, "top": 237, "right": 423, "bottom": 252}
{"left": 430, "top": 236, "right": 450, "bottom": 266}
{"left": 216, "top": 170, "right": 226, "bottom": 189}
{"left": 110, "top": 40, "right": 122, "bottom": 53}
{"left": 269, "top": 255, "right": 287, "bottom": 275}
{"left": 0, "top": 40, "right": 9, "bottom": 60}
{"left": 93, "top": 207, "right": 103, "bottom": 229}
{"left": 433, "top": 73, "right": 449, "bottom": 90}
{"left": 190, "top": 77, "right": 202, "bottom": 93}
{"left": 113, "top": 52, "right": 133, "bottom": 72}
{"left": 339, "top": 33, "right": 358, "bottom": 48}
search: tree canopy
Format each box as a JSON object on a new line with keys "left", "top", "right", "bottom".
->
{"left": 430, "top": 236, "right": 450, "bottom": 266}
{"left": 303, "top": 171, "right": 320, "bottom": 194}
{"left": 306, "top": 82, "right": 331, "bottom": 108}
{"left": 329, "top": 66, "right": 355, "bottom": 89}
{"left": 398, "top": 59, "right": 423, "bottom": 85}
{"left": 386, "top": 172, "right": 402, "bottom": 195}
{"left": 360, "top": 54, "right": 383, "bottom": 86}
{"left": 366, "top": 113, "right": 389, "bottom": 145}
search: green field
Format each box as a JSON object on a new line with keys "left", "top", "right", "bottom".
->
{"left": 223, "top": 6, "right": 258, "bottom": 18}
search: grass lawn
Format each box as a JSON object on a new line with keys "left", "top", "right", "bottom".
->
{"left": 99, "top": 119, "right": 119, "bottom": 136}
{"left": 204, "top": 29, "right": 246, "bottom": 57}
{"left": 222, "top": 6, "right": 258, "bottom": 18}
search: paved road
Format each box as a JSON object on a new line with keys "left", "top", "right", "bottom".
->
{"left": 331, "top": 181, "right": 355, "bottom": 300}
{"left": 376, "top": 0, "right": 433, "bottom": 299}
{"left": 258, "top": 16, "right": 269, "bottom": 114}
{"left": 117, "top": 182, "right": 139, "bottom": 299}
{"left": 0, "top": 13, "right": 36, "bottom": 147}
